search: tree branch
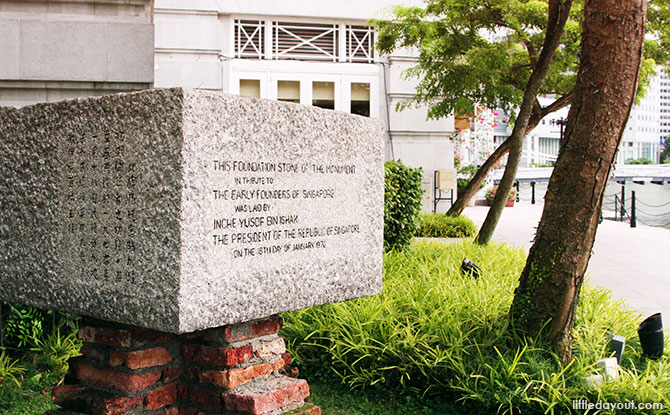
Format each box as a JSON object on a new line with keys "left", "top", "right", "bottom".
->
{"left": 541, "top": 93, "right": 574, "bottom": 117}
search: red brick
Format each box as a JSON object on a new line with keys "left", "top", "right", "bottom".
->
{"left": 162, "top": 366, "right": 185, "bottom": 383}
{"left": 51, "top": 387, "right": 142, "bottom": 415}
{"left": 224, "top": 316, "right": 283, "bottom": 343}
{"left": 80, "top": 345, "right": 103, "bottom": 361}
{"left": 200, "top": 362, "right": 276, "bottom": 389}
{"left": 251, "top": 316, "right": 283, "bottom": 338}
{"left": 109, "top": 347, "right": 172, "bottom": 369}
{"left": 78, "top": 326, "right": 133, "bottom": 348}
{"left": 51, "top": 384, "right": 84, "bottom": 405}
{"left": 255, "top": 337, "right": 286, "bottom": 358}
{"left": 177, "top": 385, "right": 224, "bottom": 409}
{"left": 281, "top": 352, "right": 292, "bottom": 366}
{"left": 145, "top": 384, "right": 177, "bottom": 410}
{"left": 77, "top": 361, "right": 161, "bottom": 392}
{"left": 90, "top": 395, "right": 143, "bottom": 415}
{"left": 224, "top": 376, "right": 309, "bottom": 414}
{"left": 183, "top": 343, "right": 253, "bottom": 367}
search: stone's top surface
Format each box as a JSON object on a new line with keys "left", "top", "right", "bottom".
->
{"left": 0, "top": 88, "right": 384, "bottom": 333}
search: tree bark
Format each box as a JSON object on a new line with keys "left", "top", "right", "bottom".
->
{"left": 509, "top": 0, "right": 646, "bottom": 363}
{"left": 476, "top": 0, "right": 573, "bottom": 245}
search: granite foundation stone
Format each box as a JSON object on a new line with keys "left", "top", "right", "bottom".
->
{"left": 0, "top": 88, "right": 384, "bottom": 333}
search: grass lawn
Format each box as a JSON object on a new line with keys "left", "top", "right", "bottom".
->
{"left": 307, "top": 380, "right": 490, "bottom": 415}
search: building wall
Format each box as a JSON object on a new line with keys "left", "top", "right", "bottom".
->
{"left": 0, "top": 0, "right": 154, "bottom": 108}
{"left": 154, "top": 0, "right": 455, "bottom": 211}
{"left": 619, "top": 72, "right": 662, "bottom": 164}
{"left": 659, "top": 67, "right": 670, "bottom": 157}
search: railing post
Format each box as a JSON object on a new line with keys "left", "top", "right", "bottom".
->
{"left": 620, "top": 183, "right": 626, "bottom": 221}
{"left": 631, "top": 190, "right": 637, "bottom": 228}
{"left": 514, "top": 181, "right": 520, "bottom": 202}
{"left": 531, "top": 181, "right": 536, "bottom": 204}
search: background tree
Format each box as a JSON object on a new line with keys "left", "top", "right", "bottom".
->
{"left": 661, "top": 139, "right": 670, "bottom": 163}
{"left": 475, "top": 0, "right": 572, "bottom": 245}
{"left": 509, "top": 0, "right": 646, "bottom": 362}
{"left": 374, "top": 0, "right": 667, "bottom": 237}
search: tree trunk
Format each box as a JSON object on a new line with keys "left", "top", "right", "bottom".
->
{"left": 476, "top": 0, "right": 573, "bottom": 245}
{"left": 509, "top": 0, "right": 646, "bottom": 363}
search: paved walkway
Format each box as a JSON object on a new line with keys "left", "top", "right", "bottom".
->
{"left": 463, "top": 203, "right": 670, "bottom": 320}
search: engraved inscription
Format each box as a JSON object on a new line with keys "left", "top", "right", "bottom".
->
{"left": 211, "top": 160, "right": 361, "bottom": 259}
{"left": 62, "top": 131, "right": 139, "bottom": 283}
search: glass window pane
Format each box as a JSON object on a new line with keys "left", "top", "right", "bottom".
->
{"left": 351, "top": 82, "right": 370, "bottom": 117}
{"left": 240, "top": 79, "right": 260, "bottom": 98}
{"left": 312, "top": 81, "right": 334, "bottom": 110}
{"left": 278, "top": 81, "right": 300, "bottom": 103}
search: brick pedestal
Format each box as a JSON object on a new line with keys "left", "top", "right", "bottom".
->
{"left": 48, "top": 316, "right": 320, "bottom": 415}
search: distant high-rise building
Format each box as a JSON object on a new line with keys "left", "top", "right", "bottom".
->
{"left": 618, "top": 69, "right": 662, "bottom": 164}
{"left": 659, "top": 67, "right": 670, "bottom": 152}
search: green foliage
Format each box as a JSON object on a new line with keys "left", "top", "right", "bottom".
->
{"left": 373, "top": 0, "right": 580, "bottom": 121}
{"left": 372, "top": 1, "right": 668, "bottom": 124}
{"left": 308, "top": 382, "right": 478, "bottom": 415}
{"left": 0, "top": 365, "right": 59, "bottom": 414}
{"left": 530, "top": 161, "right": 555, "bottom": 168}
{"left": 456, "top": 164, "right": 485, "bottom": 195}
{"left": 662, "top": 140, "right": 670, "bottom": 164}
{"left": 625, "top": 157, "right": 654, "bottom": 165}
{"left": 384, "top": 161, "right": 424, "bottom": 252}
{"left": 416, "top": 214, "right": 477, "bottom": 238}
{"left": 283, "top": 241, "right": 670, "bottom": 414}
{"left": 2, "top": 304, "right": 45, "bottom": 349}
{"left": 0, "top": 307, "right": 81, "bottom": 413}
{"left": 0, "top": 352, "right": 25, "bottom": 387}
{"left": 31, "top": 328, "right": 82, "bottom": 380}
{"left": 1, "top": 302, "right": 79, "bottom": 352}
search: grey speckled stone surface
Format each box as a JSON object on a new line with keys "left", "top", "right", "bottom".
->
{"left": 0, "top": 88, "right": 384, "bottom": 333}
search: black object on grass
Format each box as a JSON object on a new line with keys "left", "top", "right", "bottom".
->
{"left": 461, "top": 258, "right": 482, "bottom": 279}
{"left": 638, "top": 313, "right": 664, "bottom": 359}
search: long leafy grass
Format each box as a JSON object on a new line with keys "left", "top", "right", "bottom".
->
{"left": 415, "top": 213, "right": 477, "bottom": 238}
{"left": 282, "top": 240, "right": 670, "bottom": 414}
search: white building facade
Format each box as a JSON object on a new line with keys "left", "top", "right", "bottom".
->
{"left": 153, "top": 0, "right": 456, "bottom": 211}
{"left": 659, "top": 67, "right": 670, "bottom": 157}
{"left": 619, "top": 71, "right": 662, "bottom": 164}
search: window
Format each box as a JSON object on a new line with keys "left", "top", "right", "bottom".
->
{"left": 273, "top": 22, "right": 338, "bottom": 61}
{"left": 350, "top": 83, "right": 370, "bottom": 116}
{"left": 235, "top": 20, "right": 264, "bottom": 59}
{"left": 312, "top": 81, "right": 335, "bottom": 110}
{"left": 239, "top": 80, "right": 261, "bottom": 98}
{"left": 538, "top": 137, "right": 560, "bottom": 157}
{"left": 277, "top": 81, "right": 300, "bottom": 103}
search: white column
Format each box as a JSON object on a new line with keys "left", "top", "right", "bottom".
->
{"left": 338, "top": 23, "right": 347, "bottom": 63}
{"left": 264, "top": 20, "right": 273, "bottom": 60}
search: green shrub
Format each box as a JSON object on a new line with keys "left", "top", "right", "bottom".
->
{"left": 384, "top": 161, "right": 424, "bottom": 252}
{"left": 282, "top": 241, "right": 670, "bottom": 414}
{"left": 416, "top": 214, "right": 477, "bottom": 238}
{"left": 625, "top": 157, "right": 653, "bottom": 165}
{"left": 0, "top": 352, "right": 24, "bottom": 387}
{"left": 1, "top": 302, "right": 79, "bottom": 351}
